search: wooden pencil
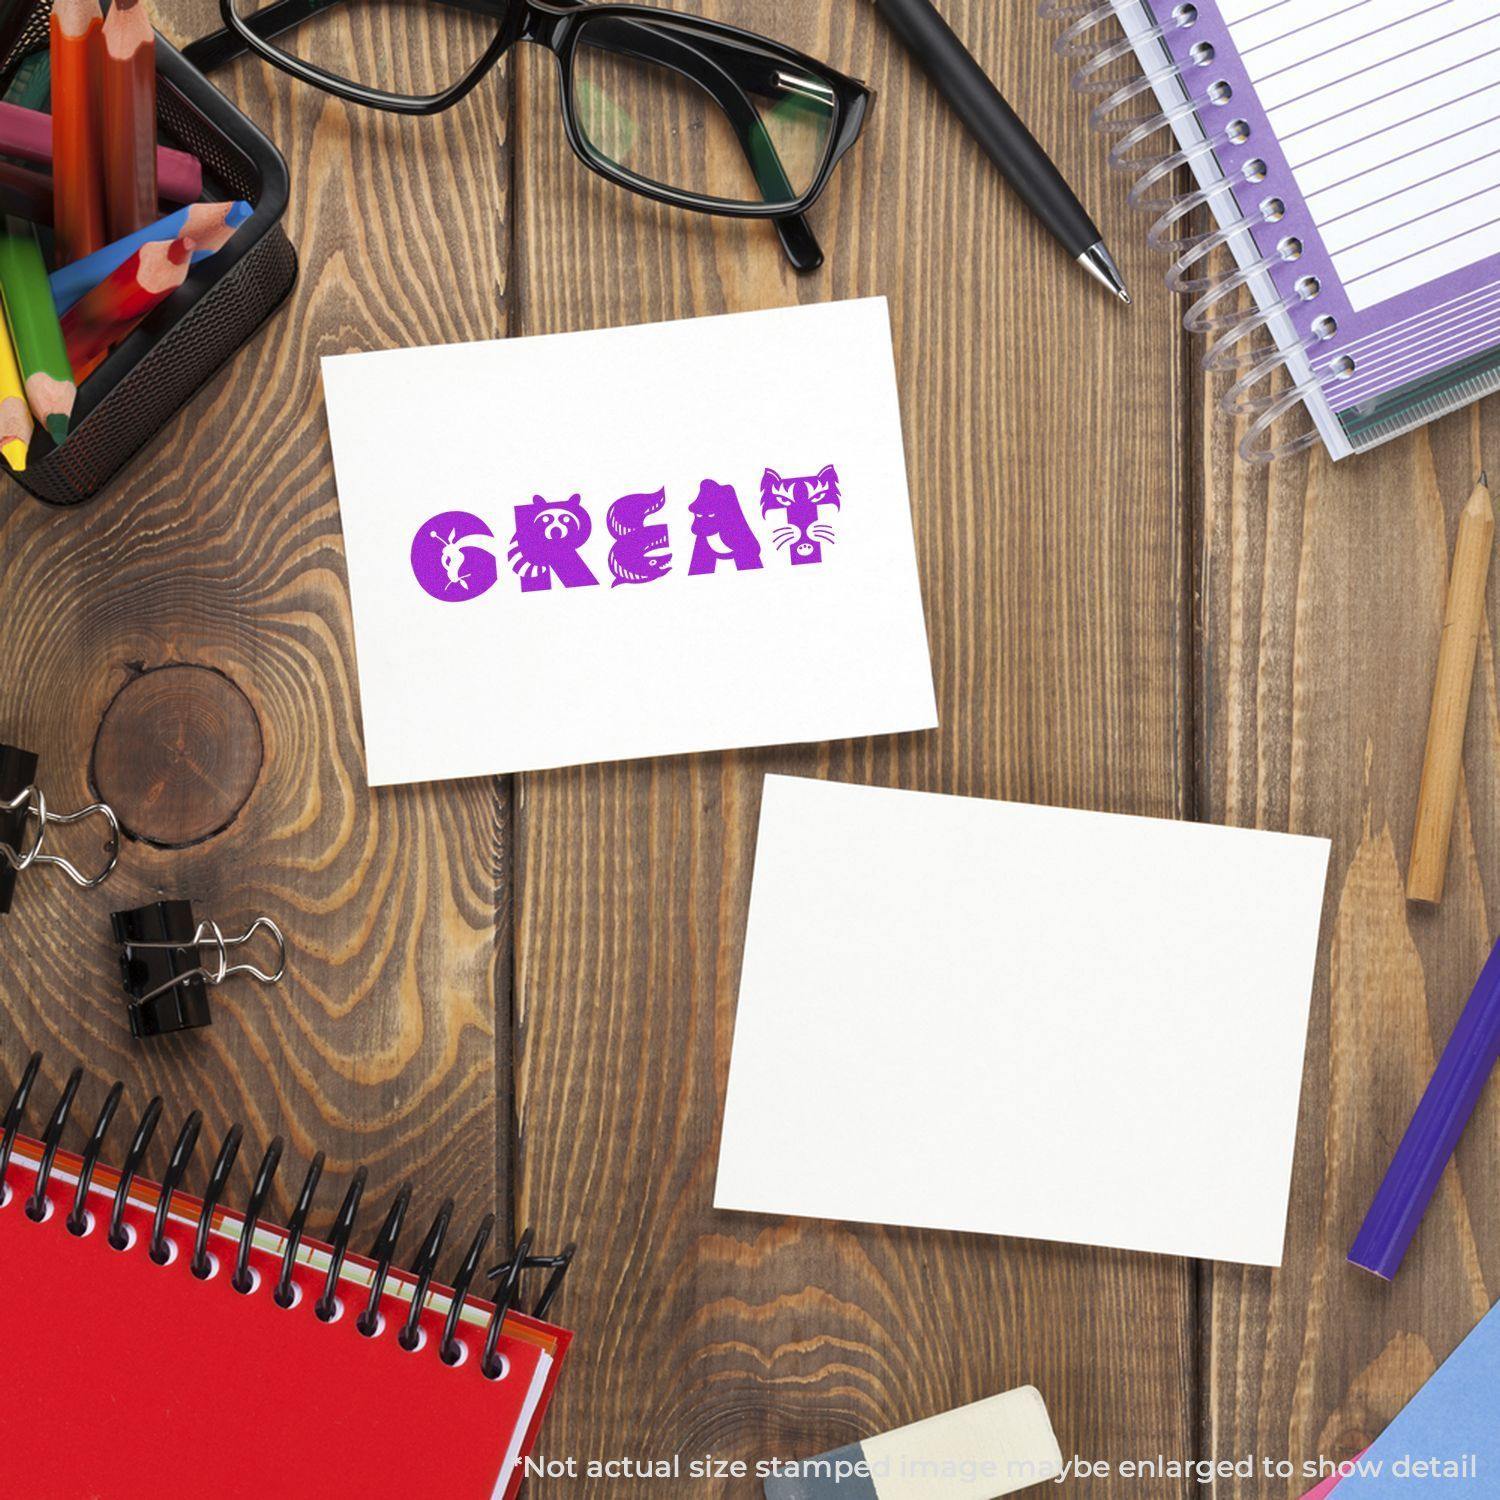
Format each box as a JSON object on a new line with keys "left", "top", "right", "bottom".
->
{"left": 1407, "top": 472, "right": 1495, "bottom": 904}
{"left": 61, "top": 233, "right": 192, "bottom": 379}
{"left": 0, "top": 311, "right": 33, "bottom": 470}
{"left": 51, "top": 0, "right": 106, "bottom": 264}
{"left": 51, "top": 200, "right": 249, "bottom": 314}
{"left": 0, "top": 218, "right": 74, "bottom": 443}
{"left": 0, "top": 101, "right": 201, "bottom": 204}
{"left": 101, "top": 0, "right": 157, "bottom": 240}
{"left": 0, "top": 159, "right": 205, "bottom": 233}
{"left": 0, "top": 158, "right": 57, "bottom": 225}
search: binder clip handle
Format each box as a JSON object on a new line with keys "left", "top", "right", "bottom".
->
{"left": 126, "top": 916, "right": 287, "bottom": 1004}
{"left": 0, "top": 784, "right": 121, "bottom": 890}
{"left": 113, "top": 901, "right": 287, "bottom": 1039}
{"left": 195, "top": 915, "right": 287, "bottom": 992}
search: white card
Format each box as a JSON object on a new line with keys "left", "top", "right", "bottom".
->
{"left": 321, "top": 299, "right": 936, "bottom": 785}
{"left": 715, "top": 775, "right": 1332, "bottom": 1266}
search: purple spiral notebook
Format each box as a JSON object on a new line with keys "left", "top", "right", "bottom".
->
{"left": 1053, "top": 0, "right": 1500, "bottom": 462}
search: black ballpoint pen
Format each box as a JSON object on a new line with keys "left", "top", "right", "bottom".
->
{"left": 871, "top": 0, "right": 1131, "bottom": 303}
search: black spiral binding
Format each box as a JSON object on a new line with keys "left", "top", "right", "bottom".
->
{"left": 2, "top": 1054, "right": 576, "bottom": 1375}
{"left": 192, "top": 1125, "right": 244, "bottom": 1279}
{"left": 67, "top": 1080, "right": 122, "bottom": 1236}
{"left": 151, "top": 1111, "right": 203, "bottom": 1263}
{"left": 234, "top": 1135, "right": 283, "bottom": 1293}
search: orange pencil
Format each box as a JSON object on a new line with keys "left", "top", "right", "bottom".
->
{"left": 61, "top": 234, "right": 192, "bottom": 381}
{"left": 50, "top": 0, "right": 106, "bottom": 264}
{"left": 101, "top": 0, "right": 157, "bottom": 239}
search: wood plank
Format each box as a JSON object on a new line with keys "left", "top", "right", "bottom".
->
{"left": 509, "top": 3, "right": 1197, "bottom": 1490}
{"left": 1199, "top": 359, "right": 1500, "bottom": 1483}
{"left": 0, "top": 7, "right": 512, "bottom": 1256}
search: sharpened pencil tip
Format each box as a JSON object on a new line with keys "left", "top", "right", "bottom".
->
{"left": 2, "top": 439, "right": 26, "bottom": 471}
{"left": 1480, "top": 470, "right": 1488, "bottom": 488}
{"left": 45, "top": 415, "right": 68, "bottom": 446}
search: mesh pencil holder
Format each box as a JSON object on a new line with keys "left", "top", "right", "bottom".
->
{"left": 0, "top": 21, "right": 296, "bottom": 506}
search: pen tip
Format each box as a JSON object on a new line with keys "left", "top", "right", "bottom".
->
{"left": 1078, "top": 242, "right": 1130, "bottom": 304}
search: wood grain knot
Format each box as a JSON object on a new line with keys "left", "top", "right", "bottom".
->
{"left": 91, "top": 664, "right": 263, "bottom": 847}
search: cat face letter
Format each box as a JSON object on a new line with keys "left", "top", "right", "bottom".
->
{"left": 760, "top": 465, "right": 840, "bottom": 566}
{"left": 687, "top": 479, "right": 763, "bottom": 576}
{"left": 507, "top": 495, "right": 599, "bottom": 593}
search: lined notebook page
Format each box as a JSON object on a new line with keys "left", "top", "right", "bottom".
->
{"left": 1222, "top": 0, "right": 1500, "bottom": 310}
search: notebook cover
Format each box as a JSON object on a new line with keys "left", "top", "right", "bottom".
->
{"left": 0, "top": 1136, "right": 570, "bottom": 1499}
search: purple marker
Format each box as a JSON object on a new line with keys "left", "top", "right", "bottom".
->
{"left": 1349, "top": 935, "right": 1500, "bottom": 1279}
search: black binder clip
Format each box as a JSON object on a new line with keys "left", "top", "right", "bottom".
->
{"left": 112, "top": 899, "right": 287, "bottom": 1038}
{"left": 1, "top": 742, "right": 120, "bottom": 916}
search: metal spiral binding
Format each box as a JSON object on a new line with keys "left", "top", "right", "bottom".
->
{"left": 0, "top": 1054, "right": 576, "bottom": 1378}
{"left": 1042, "top": 0, "right": 1336, "bottom": 462}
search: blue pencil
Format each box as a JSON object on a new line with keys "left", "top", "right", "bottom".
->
{"left": 50, "top": 199, "right": 251, "bottom": 314}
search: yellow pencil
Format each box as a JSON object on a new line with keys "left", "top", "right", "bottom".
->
{"left": 0, "top": 311, "right": 32, "bottom": 470}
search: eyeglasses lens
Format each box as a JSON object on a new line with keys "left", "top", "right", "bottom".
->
{"left": 570, "top": 15, "right": 838, "bottom": 209}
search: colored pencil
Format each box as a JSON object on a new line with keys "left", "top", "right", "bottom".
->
{"left": 51, "top": 200, "right": 250, "bottom": 314}
{"left": 0, "top": 218, "right": 74, "bottom": 442}
{"left": 101, "top": 0, "right": 157, "bottom": 240}
{"left": 0, "top": 158, "right": 57, "bottom": 224}
{"left": 0, "top": 159, "right": 203, "bottom": 233}
{"left": 61, "top": 233, "right": 192, "bottom": 379}
{"left": 1407, "top": 472, "right": 1495, "bottom": 903}
{"left": 50, "top": 0, "right": 106, "bottom": 264}
{"left": 0, "top": 101, "right": 200, "bottom": 204}
{"left": 0, "top": 312, "right": 32, "bottom": 469}
{"left": 1349, "top": 934, "right": 1500, "bottom": 1279}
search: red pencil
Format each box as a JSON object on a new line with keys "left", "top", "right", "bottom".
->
{"left": 101, "top": 0, "right": 157, "bottom": 240}
{"left": 61, "top": 234, "right": 192, "bottom": 380}
{"left": 50, "top": 0, "right": 106, "bottom": 263}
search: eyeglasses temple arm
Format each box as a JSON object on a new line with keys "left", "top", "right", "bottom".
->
{"left": 182, "top": 0, "right": 314, "bottom": 74}
{"left": 181, "top": 2, "right": 824, "bottom": 271}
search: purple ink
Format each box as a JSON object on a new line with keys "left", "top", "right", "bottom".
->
{"left": 761, "top": 466, "right": 840, "bottom": 566}
{"left": 687, "top": 479, "right": 763, "bottom": 575}
{"left": 411, "top": 510, "right": 499, "bottom": 600}
{"left": 607, "top": 488, "right": 672, "bottom": 587}
{"left": 507, "top": 495, "right": 599, "bottom": 593}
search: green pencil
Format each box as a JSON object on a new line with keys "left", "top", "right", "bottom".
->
{"left": 0, "top": 219, "right": 75, "bottom": 443}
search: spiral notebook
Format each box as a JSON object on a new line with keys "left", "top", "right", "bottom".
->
{"left": 1054, "top": 0, "right": 1500, "bottom": 461}
{"left": 0, "top": 1059, "right": 573, "bottom": 1500}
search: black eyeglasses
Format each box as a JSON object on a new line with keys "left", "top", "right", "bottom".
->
{"left": 182, "top": 0, "right": 873, "bottom": 271}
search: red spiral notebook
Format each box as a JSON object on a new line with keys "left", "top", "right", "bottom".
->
{"left": 0, "top": 1119, "right": 571, "bottom": 1499}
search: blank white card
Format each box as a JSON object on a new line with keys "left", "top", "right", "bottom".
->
{"left": 714, "top": 776, "right": 1332, "bottom": 1266}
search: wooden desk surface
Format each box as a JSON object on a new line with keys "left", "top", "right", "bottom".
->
{"left": 1, "top": 2, "right": 1496, "bottom": 1494}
